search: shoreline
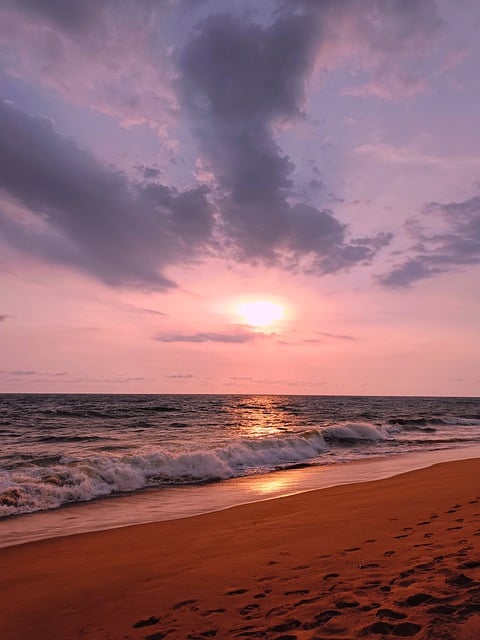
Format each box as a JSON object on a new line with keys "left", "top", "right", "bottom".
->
{"left": 2, "top": 444, "right": 480, "bottom": 549}
{"left": 1, "top": 457, "right": 479, "bottom": 639}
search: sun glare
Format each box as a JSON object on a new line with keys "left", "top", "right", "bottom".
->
{"left": 235, "top": 300, "right": 285, "bottom": 328}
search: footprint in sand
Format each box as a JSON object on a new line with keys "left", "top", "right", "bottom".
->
{"left": 445, "top": 573, "right": 473, "bottom": 587}
{"left": 335, "top": 599, "right": 360, "bottom": 609}
{"left": 132, "top": 615, "right": 160, "bottom": 628}
{"left": 398, "top": 592, "right": 434, "bottom": 607}
{"left": 459, "top": 559, "right": 480, "bottom": 569}
{"left": 268, "top": 619, "right": 302, "bottom": 633}
{"left": 187, "top": 630, "right": 217, "bottom": 639}
{"left": 361, "top": 621, "right": 422, "bottom": 636}
{"left": 257, "top": 576, "right": 276, "bottom": 582}
{"left": 384, "top": 550, "right": 396, "bottom": 557}
{"left": 226, "top": 589, "right": 249, "bottom": 596}
{"left": 301, "top": 609, "right": 341, "bottom": 629}
{"left": 239, "top": 604, "right": 260, "bottom": 616}
{"left": 173, "top": 599, "right": 198, "bottom": 609}
{"left": 376, "top": 608, "right": 407, "bottom": 620}
{"left": 145, "top": 632, "right": 171, "bottom": 640}
{"left": 201, "top": 609, "right": 226, "bottom": 617}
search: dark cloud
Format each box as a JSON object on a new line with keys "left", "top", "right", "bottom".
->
{"left": 154, "top": 330, "right": 261, "bottom": 343}
{"left": 0, "top": 100, "right": 214, "bottom": 289}
{"left": 179, "top": 8, "right": 391, "bottom": 274}
{"left": 379, "top": 193, "right": 480, "bottom": 287}
{"left": 0, "top": 315, "right": 7, "bottom": 321}
{"left": 135, "top": 165, "right": 162, "bottom": 181}
{"left": 0, "top": 1, "right": 447, "bottom": 288}
{"left": 2, "top": 0, "right": 101, "bottom": 32}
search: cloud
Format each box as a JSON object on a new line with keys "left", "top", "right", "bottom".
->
{"left": 0, "top": 369, "right": 68, "bottom": 377}
{"left": 154, "top": 330, "right": 261, "bottom": 343}
{"left": 330, "top": 0, "right": 443, "bottom": 100}
{"left": 0, "top": 315, "right": 7, "bottom": 321}
{"left": 316, "top": 332, "right": 359, "bottom": 341}
{"left": 164, "top": 373, "right": 193, "bottom": 379}
{"left": 0, "top": 1, "right": 177, "bottom": 132}
{"left": 379, "top": 192, "right": 480, "bottom": 287}
{"left": 0, "top": 0, "right": 444, "bottom": 137}
{"left": 179, "top": 7, "right": 392, "bottom": 274}
{"left": 355, "top": 143, "right": 480, "bottom": 170}
{"left": 0, "top": 100, "right": 214, "bottom": 289}
{"left": 0, "top": 1, "right": 450, "bottom": 287}
{"left": 3, "top": 0, "right": 101, "bottom": 32}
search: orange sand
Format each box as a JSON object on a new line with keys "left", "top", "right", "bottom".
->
{"left": 1, "top": 458, "right": 479, "bottom": 640}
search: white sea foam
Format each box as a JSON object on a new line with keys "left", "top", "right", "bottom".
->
{"left": 0, "top": 430, "right": 329, "bottom": 517}
{"left": 322, "top": 422, "right": 390, "bottom": 441}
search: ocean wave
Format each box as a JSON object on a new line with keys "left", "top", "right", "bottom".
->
{"left": 323, "top": 422, "right": 390, "bottom": 442}
{"left": 39, "top": 408, "right": 112, "bottom": 419}
{"left": 0, "top": 430, "right": 329, "bottom": 517}
{"left": 388, "top": 416, "right": 480, "bottom": 428}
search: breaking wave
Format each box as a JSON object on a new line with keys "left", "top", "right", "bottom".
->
{"left": 0, "top": 430, "right": 329, "bottom": 517}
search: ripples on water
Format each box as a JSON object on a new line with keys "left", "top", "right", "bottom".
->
{"left": 1, "top": 394, "right": 479, "bottom": 517}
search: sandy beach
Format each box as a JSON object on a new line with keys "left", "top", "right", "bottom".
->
{"left": 1, "top": 458, "right": 479, "bottom": 640}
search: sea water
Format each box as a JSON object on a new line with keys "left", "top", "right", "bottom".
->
{"left": 1, "top": 394, "right": 479, "bottom": 521}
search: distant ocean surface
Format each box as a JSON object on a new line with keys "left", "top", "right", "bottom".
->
{"left": 1, "top": 394, "right": 479, "bottom": 519}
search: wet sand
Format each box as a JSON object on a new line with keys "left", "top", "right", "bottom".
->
{"left": 1, "top": 458, "right": 479, "bottom": 639}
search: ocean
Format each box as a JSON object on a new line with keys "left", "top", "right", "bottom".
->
{"left": 1, "top": 393, "right": 479, "bottom": 522}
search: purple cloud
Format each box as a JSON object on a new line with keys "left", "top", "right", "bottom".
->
{"left": 179, "top": 7, "right": 392, "bottom": 274}
{"left": 0, "top": 100, "right": 214, "bottom": 289}
{"left": 379, "top": 193, "right": 480, "bottom": 287}
{"left": 154, "top": 330, "right": 263, "bottom": 344}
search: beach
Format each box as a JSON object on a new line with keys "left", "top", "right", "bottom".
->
{"left": 1, "top": 458, "right": 479, "bottom": 640}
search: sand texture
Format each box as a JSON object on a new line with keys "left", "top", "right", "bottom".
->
{"left": 1, "top": 458, "right": 479, "bottom": 639}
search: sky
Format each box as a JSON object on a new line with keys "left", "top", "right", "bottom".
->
{"left": 0, "top": 0, "right": 479, "bottom": 396}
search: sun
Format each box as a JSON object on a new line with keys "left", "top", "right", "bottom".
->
{"left": 235, "top": 300, "right": 285, "bottom": 328}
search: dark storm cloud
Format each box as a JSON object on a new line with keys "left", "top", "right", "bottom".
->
{"left": 179, "top": 8, "right": 391, "bottom": 273}
{"left": 379, "top": 194, "right": 480, "bottom": 287}
{"left": 154, "top": 330, "right": 260, "bottom": 343}
{"left": 0, "top": 100, "right": 215, "bottom": 289}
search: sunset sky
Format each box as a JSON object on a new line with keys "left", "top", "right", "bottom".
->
{"left": 0, "top": 0, "right": 479, "bottom": 396}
